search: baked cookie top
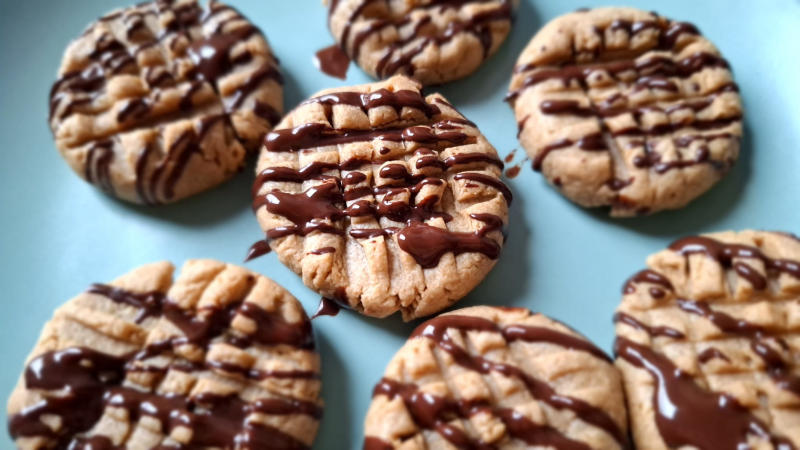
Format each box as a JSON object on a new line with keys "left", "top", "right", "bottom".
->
{"left": 615, "top": 230, "right": 800, "bottom": 448}
{"left": 326, "top": 0, "right": 514, "bottom": 85}
{"left": 508, "top": 7, "right": 742, "bottom": 216}
{"left": 364, "top": 306, "right": 628, "bottom": 449}
{"left": 7, "top": 260, "right": 321, "bottom": 449}
{"left": 252, "top": 75, "right": 510, "bottom": 320}
{"left": 50, "top": 0, "right": 283, "bottom": 204}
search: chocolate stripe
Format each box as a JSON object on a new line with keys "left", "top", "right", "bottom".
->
{"left": 412, "top": 314, "right": 626, "bottom": 446}
{"left": 615, "top": 337, "right": 794, "bottom": 449}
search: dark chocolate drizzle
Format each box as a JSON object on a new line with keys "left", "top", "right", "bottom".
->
{"left": 615, "top": 337, "right": 794, "bottom": 450}
{"left": 669, "top": 235, "right": 800, "bottom": 283}
{"left": 614, "top": 312, "right": 684, "bottom": 339}
{"left": 409, "top": 314, "right": 626, "bottom": 445}
{"left": 253, "top": 89, "right": 509, "bottom": 269}
{"left": 8, "top": 280, "right": 318, "bottom": 449}
{"left": 368, "top": 377, "right": 591, "bottom": 450}
{"left": 50, "top": 0, "right": 282, "bottom": 201}
{"left": 677, "top": 299, "right": 800, "bottom": 397}
{"left": 622, "top": 268, "right": 674, "bottom": 294}
{"left": 329, "top": 0, "right": 513, "bottom": 80}
{"left": 615, "top": 234, "right": 800, "bottom": 448}
{"left": 84, "top": 139, "right": 115, "bottom": 194}
{"left": 509, "top": 12, "right": 741, "bottom": 184}
{"left": 301, "top": 88, "right": 440, "bottom": 117}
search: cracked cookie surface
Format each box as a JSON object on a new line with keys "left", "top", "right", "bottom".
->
{"left": 7, "top": 259, "right": 321, "bottom": 449}
{"left": 508, "top": 7, "right": 742, "bottom": 216}
{"left": 615, "top": 230, "right": 800, "bottom": 448}
{"left": 50, "top": 0, "right": 283, "bottom": 204}
{"left": 326, "top": 0, "right": 514, "bottom": 85}
{"left": 364, "top": 306, "right": 628, "bottom": 449}
{"left": 252, "top": 75, "right": 510, "bottom": 320}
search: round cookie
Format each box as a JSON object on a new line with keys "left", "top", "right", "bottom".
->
{"left": 363, "top": 306, "right": 628, "bottom": 449}
{"left": 614, "top": 231, "right": 800, "bottom": 448}
{"left": 7, "top": 259, "right": 321, "bottom": 449}
{"left": 252, "top": 75, "right": 511, "bottom": 320}
{"left": 507, "top": 7, "right": 743, "bottom": 217}
{"left": 326, "top": 0, "right": 514, "bottom": 85}
{"left": 49, "top": 0, "right": 283, "bottom": 204}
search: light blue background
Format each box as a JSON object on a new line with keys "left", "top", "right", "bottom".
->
{"left": 1, "top": 0, "right": 798, "bottom": 448}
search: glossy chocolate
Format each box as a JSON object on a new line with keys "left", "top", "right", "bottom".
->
{"left": 329, "top": 0, "right": 512, "bottom": 80}
{"left": 9, "top": 280, "right": 317, "bottom": 448}
{"left": 410, "top": 314, "right": 626, "bottom": 446}
{"left": 616, "top": 337, "right": 794, "bottom": 449}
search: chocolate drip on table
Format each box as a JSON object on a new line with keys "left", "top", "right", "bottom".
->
{"left": 245, "top": 239, "right": 272, "bottom": 262}
{"left": 409, "top": 314, "right": 626, "bottom": 446}
{"left": 9, "top": 281, "right": 318, "bottom": 448}
{"left": 311, "top": 297, "right": 345, "bottom": 319}
{"left": 615, "top": 337, "right": 794, "bottom": 450}
{"left": 314, "top": 44, "right": 351, "bottom": 79}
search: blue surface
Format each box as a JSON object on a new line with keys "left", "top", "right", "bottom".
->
{"left": 1, "top": 0, "right": 799, "bottom": 448}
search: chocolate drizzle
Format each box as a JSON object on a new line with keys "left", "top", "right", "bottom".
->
{"left": 622, "top": 269, "right": 674, "bottom": 294}
{"left": 264, "top": 122, "right": 468, "bottom": 153}
{"left": 50, "top": 0, "right": 282, "bottom": 201}
{"left": 509, "top": 12, "right": 742, "bottom": 186}
{"left": 669, "top": 235, "right": 800, "bottom": 283}
{"left": 615, "top": 234, "right": 800, "bottom": 448}
{"left": 614, "top": 312, "right": 684, "bottom": 339}
{"left": 329, "top": 0, "right": 513, "bottom": 80}
{"left": 254, "top": 88, "right": 510, "bottom": 269}
{"left": 9, "top": 280, "right": 318, "bottom": 449}
{"left": 397, "top": 222, "right": 502, "bottom": 268}
{"left": 84, "top": 139, "right": 115, "bottom": 194}
{"left": 397, "top": 314, "right": 625, "bottom": 446}
{"left": 677, "top": 299, "right": 800, "bottom": 397}
{"left": 137, "top": 114, "right": 224, "bottom": 203}
{"left": 368, "top": 377, "right": 591, "bottom": 450}
{"left": 615, "top": 337, "right": 794, "bottom": 450}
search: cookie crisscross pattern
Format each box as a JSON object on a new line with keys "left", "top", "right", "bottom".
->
{"left": 7, "top": 260, "right": 321, "bottom": 449}
{"left": 364, "top": 307, "right": 627, "bottom": 449}
{"left": 50, "top": 0, "right": 282, "bottom": 203}
{"left": 253, "top": 77, "right": 509, "bottom": 320}
{"left": 328, "top": 0, "right": 513, "bottom": 85}
{"left": 616, "top": 231, "right": 800, "bottom": 448}
{"left": 509, "top": 8, "right": 742, "bottom": 216}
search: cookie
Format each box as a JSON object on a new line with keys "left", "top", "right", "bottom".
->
{"left": 7, "top": 259, "right": 321, "bottom": 449}
{"left": 363, "top": 306, "right": 628, "bottom": 449}
{"left": 252, "top": 75, "right": 511, "bottom": 320}
{"left": 326, "top": 0, "right": 514, "bottom": 85}
{"left": 49, "top": 0, "right": 283, "bottom": 204}
{"left": 507, "top": 7, "right": 742, "bottom": 216}
{"left": 614, "top": 231, "right": 800, "bottom": 448}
